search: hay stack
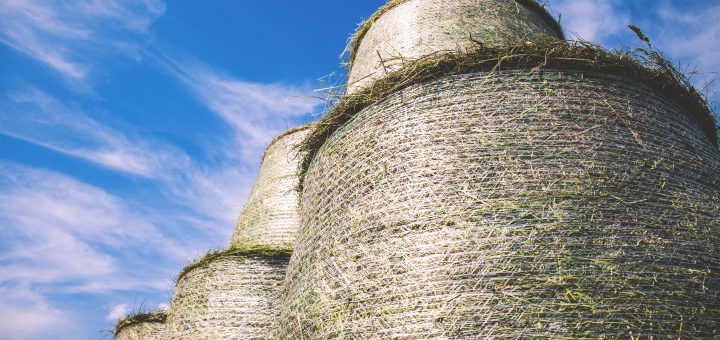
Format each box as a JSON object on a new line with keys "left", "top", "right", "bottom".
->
{"left": 114, "top": 312, "right": 165, "bottom": 340}
{"left": 279, "top": 42, "right": 720, "bottom": 338}
{"left": 164, "top": 247, "right": 291, "bottom": 339}
{"left": 347, "top": 0, "right": 563, "bottom": 93}
{"left": 165, "top": 125, "right": 309, "bottom": 338}
{"left": 231, "top": 124, "right": 313, "bottom": 249}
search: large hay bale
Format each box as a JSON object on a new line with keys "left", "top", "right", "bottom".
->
{"left": 114, "top": 312, "right": 165, "bottom": 340}
{"left": 165, "top": 247, "right": 291, "bottom": 339}
{"left": 347, "top": 0, "right": 563, "bottom": 93}
{"left": 280, "top": 44, "right": 720, "bottom": 338}
{"left": 231, "top": 125, "right": 313, "bottom": 249}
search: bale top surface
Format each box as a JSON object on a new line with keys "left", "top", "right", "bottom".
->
{"left": 302, "top": 39, "right": 717, "bottom": 187}
{"left": 346, "top": 0, "right": 564, "bottom": 67}
{"left": 175, "top": 246, "right": 292, "bottom": 285}
{"left": 113, "top": 311, "right": 166, "bottom": 337}
{"left": 261, "top": 123, "right": 314, "bottom": 163}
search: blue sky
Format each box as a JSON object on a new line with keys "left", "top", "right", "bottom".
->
{"left": 0, "top": 1, "right": 717, "bottom": 339}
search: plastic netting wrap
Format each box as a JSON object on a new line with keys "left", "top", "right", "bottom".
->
{"left": 165, "top": 249, "right": 291, "bottom": 339}
{"left": 114, "top": 312, "right": 165, "bottom": 340}
{"left": 279, "top": 70, "right": 720, "bottom": 338}
{"left": 231, "top": 125, "right": 313, "bottom": 249}
{"left": 347, "top": 0, "right": 563, "bottom": 93}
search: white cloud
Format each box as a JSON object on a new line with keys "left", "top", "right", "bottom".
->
{"left": 107, "top": 304, "right": 130, "bottom": 321}
{"left": 0, "top": 0, "right": 165, "bottom": 85}
{"left": 0, "top": 87, "right": 190, "bottom": 178}
{"left": 551, "top": 0, "right": 629, "bottom": 43}
{"left": 160, "top": 58, "right": 321, "bottom": 161}
{"left": 0, "top": 284, "right": 75, "bottom": 340}
{"left": 654, "top": 3, "right": 720, "bottom": 98}
{"left": 0, "top": 162, "right": 184, "bottom": 292}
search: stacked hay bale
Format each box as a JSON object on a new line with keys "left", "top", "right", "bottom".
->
{"left": 164, "top": 247, "right": 291, "bottom": 339}
{"left": 114, "top": 312, "right": 166, "bottom": 340}
{"left": 346, "top": 0, "right": 564, "bottom": 93}
{"left": 279, "top": 0, "right": 720, "bottom": 338}
{"left": 164, "top": 125, "right": 311, "bottom": 339}
{"left": 231, "top": 124, "right": 314, "bottom": 249}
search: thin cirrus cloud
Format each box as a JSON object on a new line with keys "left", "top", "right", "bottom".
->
{"left": 0, "top": 162, "right": 185, "bottom": 289}
{"left": 655, "top": 3, "right": 720, "bottom": 97}
{"left": 551, "top": 0, "right": 719, "bottom": 99}
{"left": 0, "top": 86, "right": 190, "bottom": 178}
{"left": 550, "top": 0, "right": 629, "bottom": 42}
{"left": 0, "top": 161, "right": 186, "bottom": 338}
{"left": 158, "top": 56, "right": 322, "bottom": 161}
{"left": 0, "top": 0, "right": 165, "bottom": 85}
{"left": 0, "top": 283, "right": 73, "bottom": 340}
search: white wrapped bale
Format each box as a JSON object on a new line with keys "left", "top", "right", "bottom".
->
{"left": 165, "top": 248, "right": 291, "bottom": 339}
{"left": 231, "top": 125, "right": 313, "bottom": 249}
{"left": 347, "top": 0, "right": 563, "bottom": 93}
{"left": 280, "top": 43, "right": 720, "bottom": 338}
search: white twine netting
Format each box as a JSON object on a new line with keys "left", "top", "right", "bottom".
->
{"left": 115, "top": 322, "right": 165, "bottom": 340}
{"left": 347, "top": 0, "right": 563, "bottom": 93}
{"left": 280, "top": 70, "right": 720, "bottom": 338}
{"left": 166, "top": 253, "right": 290, "bottom": 339}
{"left": 231, "top": 125, "right": 313, "bottom": 249}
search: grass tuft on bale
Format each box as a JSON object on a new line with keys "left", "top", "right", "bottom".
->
{"left": 301, "top": 37, "right": 717, "bottom": 189}
{"left": 175, "top": 246, "right": 292, "bottom": 285}
{"left": 261, "top": 123, "right": 314, "bottom": 164}
{"left": 344, "top": 0, "right": 564, "bottom": 67}
{"left": 113, "top": 311, "right": 166, "bottom": 337}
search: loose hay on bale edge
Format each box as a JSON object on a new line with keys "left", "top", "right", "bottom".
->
{"left": 231, "top": 124, "right": 313, "bottom": 249}
{"left": 280, "top": 41, "right": 720, "bottom": 338}
{"left": 167, "top": 246, "right": 292, "bottom": 339}
{"left": 301, "top": 39, "right": 718, "bottom": 189}
{"left": 114, "top": 311, "right": 166, "bottom": 340}
{"left": 345, "top": 0, "right": 565, "bottom": 93}
{"left": 345, "top": 0, "right": 565, "bottom": 67}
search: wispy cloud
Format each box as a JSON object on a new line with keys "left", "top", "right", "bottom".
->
{"left": 0, "top": 87, "right": 189, "bottom": 178}
{"left": 0, "top": 0, "right": 165, "bottom": 85}
{"left": 654, "top": 3, "right": 720, "bottom": 98}
{"left": 107, "top": 304, "right": 130, "bottom": 321}
{"left": 550, "top": 1, "right": 718, "bottom": 101}
{"left": 551, "top": 0, "right": 629, "bottom": 43}
{"left": 159, "top": 57, "right": 321, "bottom": 161}
{"left": 0, "top": 284, "right": 74, "bottom": 340}
{"left": 0, "top": 162, "right": 184, "bottom": 292}
{"left": 0, "top": 83, "right": 285, "bottom": 240}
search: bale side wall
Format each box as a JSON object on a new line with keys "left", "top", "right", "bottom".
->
{"left": 348, "top": 0, "right": 563, "bottom": 93}
{"left": 115, "top": 322, "right": 165, "bottom": 340}
{"left": 231, "top": 126, "right": 311, "bottom": 249}
{"left": 166, "top": 256, "right": 289, "bottom": 339}
{"left": 280, "top": 70, "right": 720, "bottom": 338}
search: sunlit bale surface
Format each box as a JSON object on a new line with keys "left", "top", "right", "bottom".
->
{"left": 165, "top": 248, "right": 291, "bottom": 339}
{"left": 280, "top": 65, "right": 720, "bottom": 338}
{"left": 231, "top": 125, "right": 313, "bottom": 249}
{"left": 347, "top": 0, "right": 563, "bottom": 93}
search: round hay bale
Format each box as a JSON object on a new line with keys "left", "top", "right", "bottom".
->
{"left": 165, "top": 247, "right": 291, "bottom": 339}
{"left": 114, "top": 312, "right": 166, "bottom": 340}
{"left": 231, "top": 125, "right": 313, "bottom": 249}
{"left": 280, "top": 48, "right": 720, "bottom": 337}
{"left": 347, "top": 0, "right": 563, "bottom": 93}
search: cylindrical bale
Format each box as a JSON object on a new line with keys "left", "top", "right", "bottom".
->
{"left": 281, "top": 68, "right": 720, "bottom": 338}
{"left": 231, "top": 125, "right": 313, "bottom": 249}
{"left": 347, "top": 0, "right": 563, "bottom": 93}
{"left": 165, "top": 248, "right": 291, "bottom": 339}
{"left": 114, "top": 312, "right": 166, "bottom": 340}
